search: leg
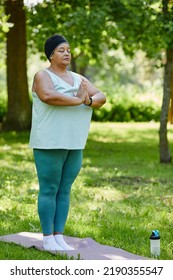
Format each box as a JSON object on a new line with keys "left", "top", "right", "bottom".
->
{"left": 54, "top": 149, "right": 83, "bottom": 233}
{"left": 33, "top": 149, "right": 67, "bottom": 250}
{"left": 54, "top": 150, "right": 83, "bottom": 249}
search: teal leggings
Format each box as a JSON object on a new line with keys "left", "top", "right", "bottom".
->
{"left": 33, "top": 149, "right": 83, "bottom": 235}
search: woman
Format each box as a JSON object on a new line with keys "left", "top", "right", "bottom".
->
{"left": 29, "top": 34, "right": 106, "bottom": 251}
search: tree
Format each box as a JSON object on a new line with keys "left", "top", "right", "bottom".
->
{"left": 1, "top": 0, "right": 173, "bottom": 158}
{"left": 107, "top": 0, "right": 173, "bottom": 163}
{"left": 2, "top": 0, "right": 31, "bottom": 131}
{"left": 159, "top": 0, "right": 173, "bottom": 163}
{"left": 27, "top": 0, "right": 109, "bottom": 75}
{"left": 1, "top": 0, "right": 109, "bottom": 131}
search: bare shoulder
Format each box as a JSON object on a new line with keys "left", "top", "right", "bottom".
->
{"left": 34, "top": 70, "right": 49, "bottom": 81}
{"left": 32, "top": 70, "right": 53, "bottom": 92}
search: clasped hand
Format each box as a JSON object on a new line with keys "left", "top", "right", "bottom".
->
{"left": 76, "top": 79, "right": 90, "bottom": 105}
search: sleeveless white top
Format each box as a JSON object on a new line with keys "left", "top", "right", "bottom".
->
{"left": 29, "top": 69, "right": 92, "bottom": 149}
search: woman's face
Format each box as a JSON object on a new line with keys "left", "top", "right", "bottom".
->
{"left": 50, "top": 43, "right": 71, "bottom": 66}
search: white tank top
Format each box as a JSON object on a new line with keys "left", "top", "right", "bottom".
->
{"left": 29, "top": 69, "right": 92, "bottom": 149}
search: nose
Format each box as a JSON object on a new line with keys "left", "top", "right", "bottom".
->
{"left": 64, "top": 49, "right": 69, "bottom": 55}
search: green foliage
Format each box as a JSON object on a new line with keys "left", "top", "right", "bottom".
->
{"left": 92, "top": 97, "right": 161, "bottom": 122}
{"left": 107, "top": 0, "right": 173, "bottom": 59}
{"left": 0, "top": 47, "right": 163, "bottom": 124}
{"left": 0, "top": 0, "right": 171, "bottom": 132}
{"left": 0, "top": 90, "right": 7, "bottom": 123}
{"left": 26, "top": 0, "right": 173, "bottom": 63}
{"left": 89, "top": 48, "right": 162, "bottom": 122}
{"left": 0, "top": 5, "right": 10, "bottom": 67}
{"left": 0, "top": 4, "right": 13, "bottom": 35}
{"left": 26, "top": 0, "right": 109, "bottom": 70}
{"left": 1, "top": 123, "right": 173, "bottom": 259}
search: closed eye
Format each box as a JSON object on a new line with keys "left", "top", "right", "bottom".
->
{"left": 58, "top": 48, "right": 71, "bottom": 53}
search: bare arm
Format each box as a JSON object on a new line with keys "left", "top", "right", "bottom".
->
{"left": 32, "top": 70, "right": 83, "bottom": 106}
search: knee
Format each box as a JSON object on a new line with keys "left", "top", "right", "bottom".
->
{"left": 42, "top": 185, "right": 58, "bottom": 196}
{"left": 39, "top": 176, "right": 59, "bottom": 196}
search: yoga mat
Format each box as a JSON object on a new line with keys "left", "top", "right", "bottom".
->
{"left": 0, "top": 232, "right": 148, "bottom": 260}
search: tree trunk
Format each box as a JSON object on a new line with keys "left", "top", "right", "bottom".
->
{"left": 2, "top": 0, "right": 31, "bottom": 131}
{"left": 70, "top": 54, "right": 87, "bottom": 76}
{"left": 70, "top": 54, "right": 77, "bottom": 73}
{"left": 159, "top": 48, "right": 173, "bottom": 163}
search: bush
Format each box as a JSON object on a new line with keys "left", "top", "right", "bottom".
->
{"left": 92, "top": 97, "right": 161, "bottom": 122}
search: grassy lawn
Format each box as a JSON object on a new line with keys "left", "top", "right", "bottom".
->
{"left": 0, "top": 122, "right": 173, "bottom": 260}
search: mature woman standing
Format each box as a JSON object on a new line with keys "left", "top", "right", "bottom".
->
{"left": 29, "top": 34, "right": 106, "bottom": 251}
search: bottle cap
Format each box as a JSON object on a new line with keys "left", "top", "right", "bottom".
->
{"left": 150, "top": 230, "right": 160, "bottom": 240}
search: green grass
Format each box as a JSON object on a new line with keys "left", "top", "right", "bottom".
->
{"left": 0, "top": 122, "right": 173, "bottom": 260}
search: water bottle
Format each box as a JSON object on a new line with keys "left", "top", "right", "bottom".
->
{"left": 150, "top": 230, "right": 160, "bottom": 257}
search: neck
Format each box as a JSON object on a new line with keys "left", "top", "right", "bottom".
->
{"left": 49, "top": 64, "right": 68, "bottom": 75}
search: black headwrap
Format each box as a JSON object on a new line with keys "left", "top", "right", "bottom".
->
{"left": 44, "top": 34, "right": 68, "bottom": 60}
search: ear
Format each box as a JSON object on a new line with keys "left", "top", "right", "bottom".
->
{"left": 50, "top": 51, "right": 54, "bottom": 60}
